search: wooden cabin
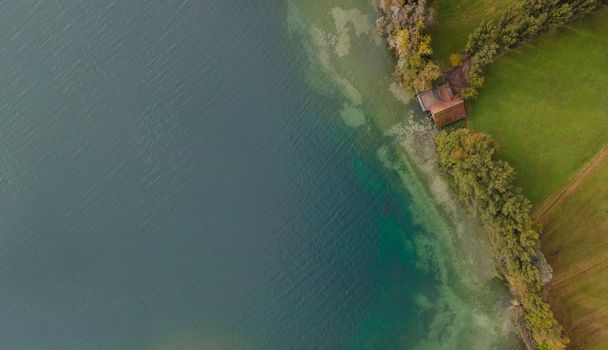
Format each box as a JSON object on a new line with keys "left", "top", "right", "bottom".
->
{"left": 416, "top": 83, "right": 467, "bottom": 128}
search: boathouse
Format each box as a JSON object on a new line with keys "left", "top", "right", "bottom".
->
{"left": 416, "top": 83, "right": 467, "bottom": 128}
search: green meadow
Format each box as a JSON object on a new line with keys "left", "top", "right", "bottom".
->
{"left": 467, "top": 8, "right": 608, "bottom": 204}
{"left": 429, "top": 0, "right": 517, "bottom": 66}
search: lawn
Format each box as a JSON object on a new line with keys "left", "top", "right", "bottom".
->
{"left": 429, "top": 0, "right": 518, "bottom": 67}
{"left": 467, "top": 8, "right": 608, "bottom": 204}
{"left": 542, "top": 156, "right": 608, "bottom": 350}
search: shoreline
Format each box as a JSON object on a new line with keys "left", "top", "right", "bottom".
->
{"left": 288, "top": 1, "right": 525, "bottom": 347}
{"left": 379, "top": 113, "right": 523, "bottom": 348}
{"left": 374, "top": 1, "right": 572, "bottom": 349}
{"left": 390, "top": 119, "right": 537, "bottom": 349}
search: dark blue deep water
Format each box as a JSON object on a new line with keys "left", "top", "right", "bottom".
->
{"left": 0, "top": 1, "right": 520, "bottom": 349}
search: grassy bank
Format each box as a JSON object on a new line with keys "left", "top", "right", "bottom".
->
{"left": 542, "top": 155, "right": 608, "bottom": 350}
{"left": 468, "top": 8, "right": 608, "bottom": 204}
{"left": 429, "top": 0, "right": 516, "bottom": 66}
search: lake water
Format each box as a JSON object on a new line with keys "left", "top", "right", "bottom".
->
{"left": 0, "top": 1, "right": 521, "bottom": 349}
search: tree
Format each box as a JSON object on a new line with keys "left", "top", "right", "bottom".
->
{"left": 412, "top": 62, "right": 441, "bottom": 91}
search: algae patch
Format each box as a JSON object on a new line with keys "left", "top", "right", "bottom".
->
{"left": 340, "top": 103, "right": 367, "bottom": 127}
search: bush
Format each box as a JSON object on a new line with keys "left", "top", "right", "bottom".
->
{"left": 449, "top": 53, "right": 463, "bottom": 67}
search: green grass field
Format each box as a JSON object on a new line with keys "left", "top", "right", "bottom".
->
{"left": 429, "top": 0, "right": 517, "bottom": 66}
{"left": 467, "top": 8, "right": 608, "bottom": 204}
{"left": 543, "top": 157, "right": 608, "bottom": 350}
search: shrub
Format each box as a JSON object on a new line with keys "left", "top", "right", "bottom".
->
{"left": 449, "top": 53, "right": 463, "bottom": 67}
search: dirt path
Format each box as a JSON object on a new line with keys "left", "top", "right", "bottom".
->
{"left": 444, "top": 59, "right": 470, "bottom": 91}
{"left": 536, "top": 144, "right": 608, "bottom": 222}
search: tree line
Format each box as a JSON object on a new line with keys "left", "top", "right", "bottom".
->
{"left": 461, "top": 0, "right": 606, "bottom": 98}
{"left": 436, "top": 129, "right": 568, "bottom": 350}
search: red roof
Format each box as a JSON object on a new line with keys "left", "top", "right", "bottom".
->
{"left": 430, "top": 97, "right": 466, "bottom": 128}
{"left": 417, "top": 83, "right": 453, "bottom": 112}
{"left": 416, "top": 83, "right": 467, "bottom": 127}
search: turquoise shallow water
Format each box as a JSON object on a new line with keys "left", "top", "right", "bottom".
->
{"left": 0, "top": 1, "right": 521, "bottom": 349}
